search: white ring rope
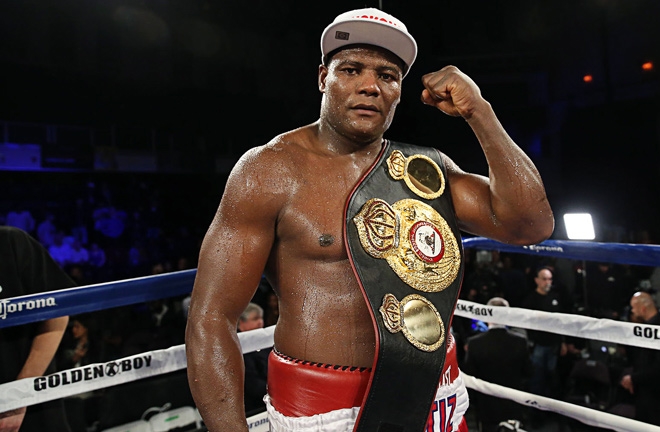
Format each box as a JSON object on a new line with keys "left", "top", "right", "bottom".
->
{"left": 455, "top": 300, "right": 660, "bottom": 350}
{"left": 1, "top": 322, "right": 654, "bottom": 432}
{"left": 462, "top": 374, "right": 660, "bottom": 432}
{"left": 0, "top": 326, "right": 275, "bottom": 414}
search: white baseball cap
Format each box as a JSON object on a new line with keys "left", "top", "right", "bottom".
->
{"left": 320, "top": 8, "right": 418, "bottom": 77}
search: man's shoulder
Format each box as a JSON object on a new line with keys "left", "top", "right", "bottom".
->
{"left": 234, "top": 128, "right": 311, "bottom": 172}
{"left": 0, "top": 225, "right": 32, "bottom": 246}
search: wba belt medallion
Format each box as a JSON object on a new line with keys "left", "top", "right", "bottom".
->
{"left": 387, "top": 150, "right": 445, "bottom": 200}
{"left": 353, "top": 198, "right": 461, "bottom": 293}
{"left": 379, "top": 293, "right": 445, "bottom": 352}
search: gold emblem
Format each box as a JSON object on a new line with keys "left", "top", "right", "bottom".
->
{"left": 379, "top": 293, "right": 445, "bottom": 352}
{"left": 354, "top": 199, "right": 461, "bottom": 292}
{"left": 386, "top": 151, "right": 445, "bottom": 200}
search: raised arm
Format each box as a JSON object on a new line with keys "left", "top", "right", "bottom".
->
{"left": 185, "top": 146, "right": 285, "bottom": 432}
{"left": 421, "top": 65, "right": 554, "bottom": 245}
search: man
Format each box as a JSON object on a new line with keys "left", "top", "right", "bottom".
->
{"left": 186, "top": 8, "right": 553, "bottom": 432}
{"left": 463, "top": 297, "right": 532, "bottom": 432}
{"left": 0, "top": 226, "right": 73, "bottom": 432}
{"left": 620, "top": 291, "right": 660, "bottom": 425}
{"left": 522, "top": 267, "right": 566, "bottom": 398}
{"left": 237, "top": 303, "right": 269, "bottom": 415}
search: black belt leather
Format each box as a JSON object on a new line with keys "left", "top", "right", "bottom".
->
{"left": 344, "top": 140, "right": 465, "bottom": 432}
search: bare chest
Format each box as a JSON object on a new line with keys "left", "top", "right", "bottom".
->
{"left": 277, "top": 171, "right": 356, "bottom": 261}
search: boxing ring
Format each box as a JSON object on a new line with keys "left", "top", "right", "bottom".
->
{"left": 1, "top": 238, "right": 660, "bottom": 431}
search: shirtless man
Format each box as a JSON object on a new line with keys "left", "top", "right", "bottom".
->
{"left": 186, "top": 8, "right": 554, "bottom": 432}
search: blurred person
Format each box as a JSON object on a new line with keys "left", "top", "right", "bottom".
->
{"left": 36, "top": 213, "right": 57, "bottom": 248}
{"left": 0, "top": 226, "right": 74, "bottom": 432}
{"left": 620, "top": 291, "right": 660, "bottom": 425}
{"left": 497, "top": 254, "right": 527, "bottom": 308}
{"left": 6, "top": 208, "right": 35, "bottom": 234}
{"left": 186, "top": 7, "right": 553, "bottom": 432}
{"left": 237, "top": 303, "right": 270, "bottom": 415}
{"left": 47, "top": 231, "right": 74, "bottom": 267}
{"left": 522, "top": 267, "right": 567, "bottom": 398}
{"left": 69, "top": 240, "right": 89, "bottom": 265}
{"left": 88, "top": 243, "right": 106, "bottom": 268}
{"left": 59, "top": 315, "right": 98, "bottom": 370}
{"left": 463, "top": 297, "right": 532, "bottom": 432}
{"left": 586, "top": 262, "right": 625, "bottom": 319}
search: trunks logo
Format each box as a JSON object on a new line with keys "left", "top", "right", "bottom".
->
{"left": 387, "top": 151, "right": 445, "bottom": 200}
{"left": 410, "top": 221, "right": 444, "bottom": 263}
{"left": 354, "top": 198, "right": 460, "bottom": 292}
{"left": 379, "top": 293, "right": 445, "bottom": 352}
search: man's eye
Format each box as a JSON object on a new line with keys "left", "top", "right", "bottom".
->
{"left": 344, "top": 68, "right": 358, "bottom": 74}
{"left": 380, "top": 73, "right": 396, "bottom": 81}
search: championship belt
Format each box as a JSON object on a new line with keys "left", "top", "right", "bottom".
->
{"left": 344, "top": 141, "right": 465, "bottom": 432}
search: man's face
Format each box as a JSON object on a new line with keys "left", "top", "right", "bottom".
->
{"left": 535, "top": 269, "right": 553, "bottom": 293}
{"left": 238, "top": 311, "right": 264, "bottom": 332}
{"left": 318, "top": 45, "right": 403, "bottom": 143}
{"left": 630, "top": 298, "right": 644, "bottom": 322}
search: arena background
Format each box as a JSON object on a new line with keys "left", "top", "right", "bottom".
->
{"left": 1, "top": 1, "right": 660, "bottom": 432}
{"left": 1, "top": 0, "right": 659, "bottom": 241}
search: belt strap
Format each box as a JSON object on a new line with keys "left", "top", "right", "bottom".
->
{"left": 344, "top": 140, "right": 464, "bottom": 432}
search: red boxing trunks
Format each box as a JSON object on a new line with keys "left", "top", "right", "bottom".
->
{"left": 266, "top": 335, "right": 469, "bottom": 432}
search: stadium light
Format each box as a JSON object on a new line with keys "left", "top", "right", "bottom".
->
{"left": 563, "top": 213, "right": 595, "bottom": 240}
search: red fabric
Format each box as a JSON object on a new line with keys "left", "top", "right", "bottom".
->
{"left": 268, "top": 335, "right": 459, "bottom": 418}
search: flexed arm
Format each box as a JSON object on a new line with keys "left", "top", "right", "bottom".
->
{"left": 421, "top": 66, "right": 554, "bottom": 245}
{"left": 185, "top": 147, "right": 284, "bottom": 432}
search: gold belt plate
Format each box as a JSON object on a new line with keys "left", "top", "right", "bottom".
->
{"left": 379, "top": 293, "right": 445, "bottom": 352}
{"left": 353, "top": 198, "right": 461, "bottom": 292}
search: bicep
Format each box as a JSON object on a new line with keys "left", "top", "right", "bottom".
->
{"left": 443, "top": 154, "right": 498, "bottom": 239}
{"left": 189, "top": 192, "right": 278, "bottom": 326}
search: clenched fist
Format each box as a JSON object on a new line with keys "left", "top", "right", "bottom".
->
{"left": 421, "top": 66, "right": 488, "bottom": 120}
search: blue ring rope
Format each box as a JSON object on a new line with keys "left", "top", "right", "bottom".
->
{"left": 0, "top": 270, "right": 196, "bottom": 329}
{"left": 2, "top": 238, "right": 660, "bottom": 329}
{"left": 463, "top": 237, "right": 660, "bottom": 267}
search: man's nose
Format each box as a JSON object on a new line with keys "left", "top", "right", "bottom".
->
{"left": 357, "top": 71, "right": 380, "bottom": 97}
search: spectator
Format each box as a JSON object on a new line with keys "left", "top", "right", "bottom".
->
{"left": 59, "top": 315, "right": 98, "bottom": 369}
{"left": 620, "top": 292, "right": 660, "bottom": 425}
{"left": 0, "top": 226, "right": 73, "bottom": 432}
{"left": 238, "top": 303, "right": 269, "bottom": 415}
{"left": 463, "top": 297, "right": 532, "bottom": 432}
{"left": 6, "top": 207, "right": 35, "bottom": 234}
{"left": 69, "top": 240, "right": 90, "bottom": 265}
{"left": 37, "top": 213, "right": 57, "bottom": 248}
{"left": 48, "top": 231, "right": 74, "bottom": 267}
{"left": 88, "top": 243, "right": 106, "bottom": 268}
{"left": 522, "top": 267, "right": 567, "bottom": 398}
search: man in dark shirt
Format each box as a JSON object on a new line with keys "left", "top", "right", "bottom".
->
{"left": 464, "top": 297, "right": 532, "bottom": 432}
{"left": 0, "top": 226, "right": 74, "bottom": 432}
{"left": 522, "top": 267, "right": 566, "bottom": 398}
{"left": 620, "top": 291, "right": 660, "bottom": 425}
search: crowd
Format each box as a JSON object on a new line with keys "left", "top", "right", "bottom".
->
{"left": 452, "top": 241, "right": 660, "bottom": 430}
{"left": 2, "top": 177, "right": 660, "bottom": 431}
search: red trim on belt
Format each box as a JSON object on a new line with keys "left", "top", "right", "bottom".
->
{"left": 268, "top": 335, "right": 459, "bottom": 417}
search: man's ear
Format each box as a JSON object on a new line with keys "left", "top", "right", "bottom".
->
{"left": 318, "top": 64, "right": 328, "bottom": 93}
